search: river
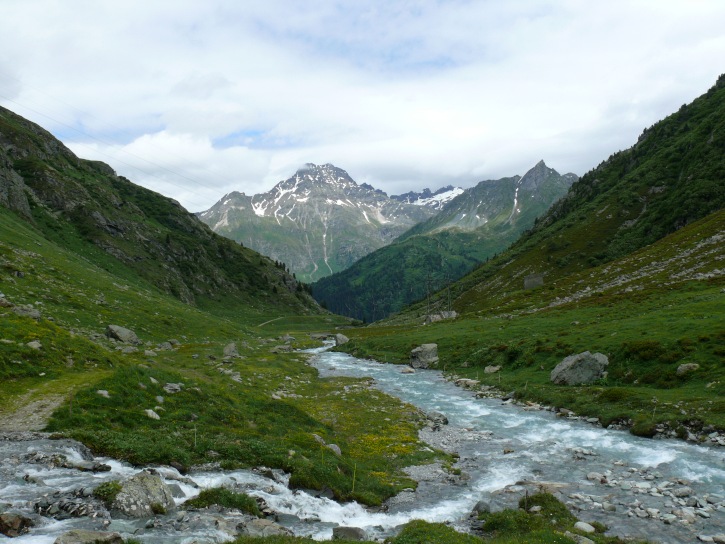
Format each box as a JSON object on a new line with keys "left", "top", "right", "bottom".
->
{"left": 1, "top": 346, "right": 723, "bottom": 543}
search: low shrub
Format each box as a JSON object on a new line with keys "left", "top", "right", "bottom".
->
{"left": 185, "top": 487, "right": 261, "bottom": 517}
{"left": 93, "top": 480, "right": 122, "bottom": 506}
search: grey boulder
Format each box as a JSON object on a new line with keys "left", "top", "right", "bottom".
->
{"left": 106, "top": 325, "right": 140, "bottom": 345}
{"left": 112, "top": 470, "right": 175, "bottom": 518}
{"left": 410, "top": 343, "right": 439, "bottom": 369}
{"left": 550, "top": 351, "right": 608, "bottom": 385}
{"left": 54, "top": 529, "right": 123, "bottom": 544}
{"left": 238, "top": 518, "right": 293, "bottom": 537}
{"left": 333, "top": 526, "right": 367, "bottom": 540}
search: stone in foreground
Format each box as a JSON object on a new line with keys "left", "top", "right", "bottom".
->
{"left": 333, "top": 526, "right": 367, "bottom": 540}
{"left": 54, "top": 529, "right": 123, "bottom": 544}
{"left": 550, "top": 351, "right": 608, "bottom": 385}
{"left": 239, "top": 518, "right": 293, "bottom": 537}
{"left": 0, "top": 512, "right": 33, "bottom": 537}
{"left": 112, "top": 470, "right": 175, "bottom": 518}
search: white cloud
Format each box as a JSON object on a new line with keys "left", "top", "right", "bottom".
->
{"left": 1, "top": 0, "right": 724, "bottom": 211}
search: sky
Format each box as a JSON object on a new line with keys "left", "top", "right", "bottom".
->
{"left": 1, "top": 1, "right": 724, "bottom": 212}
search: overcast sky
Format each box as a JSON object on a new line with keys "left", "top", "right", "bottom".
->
{"left": 1, "top": 1, "right": 724, "bottom": 212}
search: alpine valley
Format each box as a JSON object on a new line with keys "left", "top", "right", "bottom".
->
{"left": 0, "top": 74, "right": 724, "bottom": 544}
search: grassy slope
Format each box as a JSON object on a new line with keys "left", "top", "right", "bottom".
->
{"left": 0, "top": 179, "right": 442, "bottom": 507}
{"left": 0, "top": 105, "right": 316, "bottom": 312}
{"left": 339, "top": 209, "right": 725, "bottom": 437}
{"left": 312, "top": 169, "right": 573, "bottom": 323}
{"left": 335, "top": 76, "right": 725, "bottom": 439}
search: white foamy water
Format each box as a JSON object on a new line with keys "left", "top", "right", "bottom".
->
{"left": 1, "top": 345, "right": 724, "bottom": 543}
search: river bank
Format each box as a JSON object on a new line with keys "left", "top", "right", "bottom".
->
{"left": 2, "top": 347, "right": 724, "bottom": 543}
{"left": 310, "top": 347, "right": 725, "bottom": 544}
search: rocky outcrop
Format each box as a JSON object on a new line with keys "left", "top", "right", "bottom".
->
{"left": 550, "top": 351, "right": 608, "bottom": 385}
{"left": 426, "top": 410, "right": 448, "bottom": 430}
{"left": 335, "top": 333, "right": 349, "bottom": 346}
{"left": 12, "top": 304, "right": 41, "bottom": 320}
{"left": 223, "top": 342, "right": 239, "bottom": 358}
{"left": 676, "top": 363, "right": 699, "bottom": 376}
{"left": 112, "top": 470, "right": 175, "bottom": 518}
{"left": 54, "top": 530, "right": 123, "bottom": 544}
{"left": 238, "top": 518, "right": 293, "bottom": 537}
{"left": 410, "top": 343, "right": 439, "bottom": 368}
{"left": 333, "top": 526, "right": 367, "bottom": 540}
{"left": 105, "top": 325, "right": 140, "bottom": 345}
{"left": 0, "top": 512, "right": 33, "bottom": 537}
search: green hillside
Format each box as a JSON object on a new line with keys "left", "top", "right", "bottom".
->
{"left": 312, "top": 162, "right": 575, "bottom": 322}
{"left": 334, "top": 76, "right": 725, "bottom": 439}
{"left": 0, "top": 107, "right": 445, "bottom": 506}
{"left": 0, "top": 106, "right": 318, "bottom": 312}
{"left": 452, "top": 76, "right": 725, "bottom": 315}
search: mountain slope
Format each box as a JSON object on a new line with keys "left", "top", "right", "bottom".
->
{"left": 312, "top": 161, "right": 576, "bottom": 321}
{"left": 390, "top": 74, "right": 725, "bottom": 322}
{"left": 332, "top": 76, "right": 725, "bottom": 445}
{"left": 198, "top": 164, "right": 440, "bottom": 282}
{"left": 0, "top": 105, "right": 316, "bottom": 314}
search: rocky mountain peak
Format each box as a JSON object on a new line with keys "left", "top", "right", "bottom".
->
{"left": 199, "top": 164, "right": 439, "bottom": 282}
{"left": 518, "top": 160, "right": 577, "bottom": 191}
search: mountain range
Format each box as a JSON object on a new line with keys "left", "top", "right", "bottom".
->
{"left": 198, "top": 164, "right": 445, "bottom": 282}
{"left": 312, "top": 160, "right": 577, "bottom": 321}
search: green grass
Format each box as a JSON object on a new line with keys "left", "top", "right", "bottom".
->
{"left": 44, "top": 344, "right": 440, "bottom": 505}
{"left": 0, "top": 204, "right": 436, "bottom": 506}
{"left": 93, "top": 480, "right": 122, "bottom": 506}
{"left": 338, "top": 272, "right": 724, "bottom": 437}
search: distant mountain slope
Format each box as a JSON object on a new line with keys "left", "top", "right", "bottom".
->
{"left": 312, "top": 161, "right": 576, "bottom": 321}
{"left": 198, "top": 164, "right": 441, "bottom": 282}
{"left": 396, "top": 74, "right": 725, "bottom": 321}
{"left": 0, "top": 106, "right": 316, "bottom": 314}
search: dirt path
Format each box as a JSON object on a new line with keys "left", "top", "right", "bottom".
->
{"left": 0, "top": 371, "right": 111, "bottom": 432}
{"left": 0, "top": 389, "right": 66, "bottom": 431}
{"left": 257, "top": 316, "right": 284, "bottom": 327}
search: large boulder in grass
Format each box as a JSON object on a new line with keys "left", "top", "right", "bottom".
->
{"left": 551, "top": 351, "right": 609, "bottom": 385}
{"left": 410, "top": 343, "right": 439, "bottom": 369}
{"left": 335, "top": 334, "right": 349, "bottom": 346}
{"left": 223, "top": 342, "right": 239, "bottom": 358}
{"left": 106, "top": 325, "right": 140, "bottom": 345}
{"left": 112, "top": 470, "right": 174, "bottom": 518}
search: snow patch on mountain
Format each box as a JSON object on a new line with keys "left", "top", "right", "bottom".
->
{"left": 413, "top": 186, "right": 464, "bottom": 207}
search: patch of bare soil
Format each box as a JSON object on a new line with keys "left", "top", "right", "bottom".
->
{"left": 0, "top": 390, "right": 65, "bottom": 431}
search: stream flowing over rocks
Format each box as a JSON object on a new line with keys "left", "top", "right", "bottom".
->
{"left": 1, "top": 345, "right": 723, "bottom": 543}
